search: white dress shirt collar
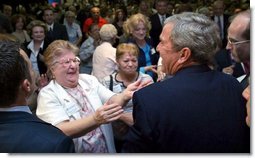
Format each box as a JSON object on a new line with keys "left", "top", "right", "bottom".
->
{"left": 0, "top": 105, "right": 32, "bottom": 114}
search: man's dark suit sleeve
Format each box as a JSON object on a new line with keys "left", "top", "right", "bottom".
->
{"left": 61, "top": 25, "right": 69, "bottom": 41}
{"left": 122, "top": 91, "right": 154, "bottom": 153}
{"left": 54, "top": 136, "right": 75, "bottom": 153}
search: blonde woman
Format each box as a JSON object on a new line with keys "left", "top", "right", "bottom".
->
{"left": 123, "top": 13, "right": 159, "bottom": 81}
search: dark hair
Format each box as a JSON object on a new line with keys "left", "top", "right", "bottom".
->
{"left": 42, "top": 5, "right": 54, "bottom": 15}
{"left": 0, "top": 34, "right": 30, "bottom": 107}
{"left": 0, "top": 13, "right": 13, "bottom": 33}
{"left": 11, "top": 14, "right": 27, "bottom": 31}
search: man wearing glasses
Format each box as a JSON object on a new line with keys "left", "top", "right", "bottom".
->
{"left": 227, "top": 10, "right": 250, "bottom": 127}
{"left": 226, "top": 10, "right": 250, "bottom": 90}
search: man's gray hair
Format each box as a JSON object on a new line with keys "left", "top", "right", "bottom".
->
{"left": 164, "top": 12, "right": 221, "bottom": 65}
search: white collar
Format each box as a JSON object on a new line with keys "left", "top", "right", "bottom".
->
{"left": 47, "top": 23, "right": 54, "bottom": 30}
{"left": 0, "top": 105, "right": 32, "bottom": 114}
{"left": 27, "top": 40, "right": 44, "bottom": 52}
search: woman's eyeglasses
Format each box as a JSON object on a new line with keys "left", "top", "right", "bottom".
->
{"left": 52, "top": 57, "right": 80, "bottom": 67}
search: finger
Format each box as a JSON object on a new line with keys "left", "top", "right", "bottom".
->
{"left": 230, "top": 65, "right": 235, "bottom": 68}
{"left": 242, "top": 87, "right": 250, "bottom": 100}
{"left": 107, "top": 114, "right": 123, "bottom": 122}
{"left": 105, "top": 109, "right": 124, "bottom": 120}
{"left": 104, "top": 105, "right": 123, "bottom": 115}
{"left": 142, "top": 79, "right": 153, "bottom": 85}
{"left": 151, "top": 65, "right": 157, "bottom": 68}
{"left": 151, "top": 68, "right": 158, "bottom": 74}
{"left": 103, "top": 102, "right": 122, "bottom": 110}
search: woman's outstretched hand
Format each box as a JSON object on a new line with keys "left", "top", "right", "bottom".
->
{"left": 93, "top": 101, "right": 124, "bottom": 125}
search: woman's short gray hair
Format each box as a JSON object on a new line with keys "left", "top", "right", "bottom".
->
{"left": 99, "top": 24, "right": 117, "bottom": 42}
{"left": 164, "top": 12, "right": 221, "bottom": 65}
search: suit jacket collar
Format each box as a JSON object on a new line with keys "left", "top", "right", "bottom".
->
{"left": 175, "top": 64, "right": 211, "bottom": 76}
{"left": 0, "top": 111, "right": 50, "bottom": 125}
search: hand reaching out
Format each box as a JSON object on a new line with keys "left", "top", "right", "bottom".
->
{"left": 144, "top": 65, "right": 157, "bottom": 74}
{"left": 123, "top": 79, "right": 153, "bottom": 101}
{"left": 93, "top": 101, "right": 124, "bottom": 125}
{"left": 222, "top": 65, "right": 234, "bottom": 75}
{"left": 38, "top": 74, "right": 49, "bottom": 89}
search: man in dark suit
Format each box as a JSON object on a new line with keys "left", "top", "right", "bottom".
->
{"left": 211, "top": 0, "right": 244, "bottom": 78}
{"left": 149, "top": 0, "right": 170, "bottom": 49}
{"left": 122, "top": 12, "right": 250, "bottom": 153}
{"left": 212, "top": 0, "right": 229, "bottom": 48}
{"left": 0, "top": 34, "right": 75, "bottom": 153}
{"left": 226, "top": 10, "right": 250, "bottom": 90}
{"left": 42, "top": 6, "right": 69, "bottom": 44}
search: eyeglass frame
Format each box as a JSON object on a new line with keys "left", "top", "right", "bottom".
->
{"left": 227, "top": 37, "right": 250, "bottom": 45}
{"left": 52, "top": 56, "right": 81, "bottom": 67}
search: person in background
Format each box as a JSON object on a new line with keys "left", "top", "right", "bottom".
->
{"left": 123, "top": 13, "right": 159, "bottom": 81}
{"left": 91, "top": 24, "right": 118, "bottom": 81}
{"left": 226, "top": 9, "right": 250, "bottom": 90}
{"left": 2, "top": 4, "right": 12, "bottom": 19}
{"left": 42, "top": 6, "right": 69, "bottom": 44}
{"left": 101, "top": 43, "right": 153, "bottom": 152}
{"left": 82, "top": 6, "right": 107, "bottom": 35}
{"left": 23, "top": 20, "right": 49, "bottom": 75}
{"left": 197, "top": 7, "right": 211, "bottom": 17}
{"left": 212, "top": 0, "right": 244, "bottom": 78}
{"left": 138, "top": 0, "right": 154, "bottom": 18}
{"left": 150, "top": 0, "right": 171, "bottom": 49}
{"left": 36, "top": 40, "right": 150, "bottom": 153}
{"left": 64, "top": 11, "right": 82, "bottom": 47}
{"left": 122, "top": 12, "right": 250, "bottom": 153}
{"left": 0, "top": 12, "right": 13, "bottom": 33}
{"left": 11, "top": 14, "right": 31, "bottom": 44}
{"left": 0, "top": 34, "right": 75, "bottom": 153}
{"left": 226, "top": 10, "right": 250, "bottom": 128}
{"left": 112, "top": 8, "right": 127, "bottom": 47}
{"left": 79, "top": 24, "right": 100, "bottom": 74}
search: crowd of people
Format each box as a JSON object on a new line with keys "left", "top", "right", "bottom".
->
{"left": 0, "top": 0, "right": 250, "bottom": 153}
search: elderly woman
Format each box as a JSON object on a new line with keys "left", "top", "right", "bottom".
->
{"left": 101, "top": 43, "right": 153, "bottom": 152}
{"left": 123, "top": 13, "right": 159, "bottom": 81}
{"left": 36, "top": 40, "right": 148, "bottom": 153}
{"left": 23, "top": 20, "right": 50, "bottom": 75}
{"left": 91, "top": 24, "right": 118, "bottom": 81}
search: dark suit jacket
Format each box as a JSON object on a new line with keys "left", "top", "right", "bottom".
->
{"left": 122, "top": 65, "right": 250, "bottom": 153}
{"left": 149, "top": 13, "right": 171, "bottom": 48}
{"left": 0, "top": 111, "right": 75, "bottom": 153}
{"left": 46, "top": 22, "right": 69, "bottom": 43}
{"left": 212, "top": 14, "right": 230, "bottom": 48}
{"left": 214, "top": 49, "right": 245, "bottom": 78}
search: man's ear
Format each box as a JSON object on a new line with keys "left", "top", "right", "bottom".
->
{"left": 178, "top": 47, "right": 192, "bottom": 64}
{"left": 21, "top": 79, "right": 31, "bottom": 93}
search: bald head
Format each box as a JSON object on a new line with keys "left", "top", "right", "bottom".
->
{"left": 230, "top": 10, "right": 250, "bottom": 40}
{"left": 90, "top": 7, "right": 100, "bottom": 20}
{"left": 227, "top": 10, "right": 250, "bottom": 63}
